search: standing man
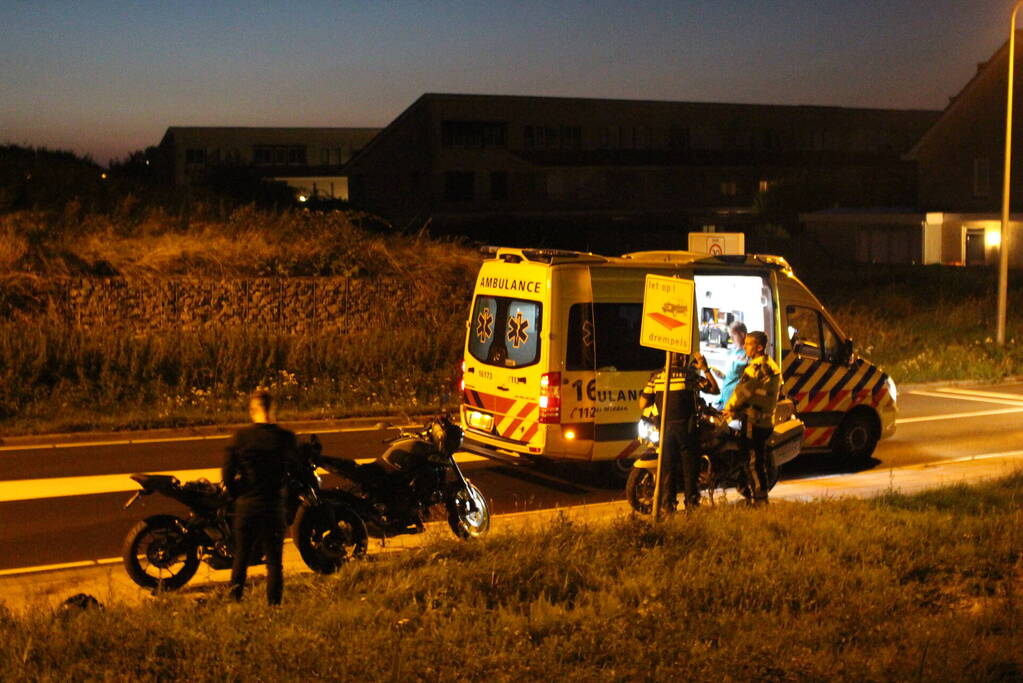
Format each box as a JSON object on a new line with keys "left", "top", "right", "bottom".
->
{"left": 640, "top": 352, "right": 719, "bottom": 512}
{"left": 223, "top": 390, "right": 303, "bottom": 605}
{"left": 713, "top": 321, "right": 748, "bottom": 409}
{"left": 723, "top": 331, "right": 781, "bottom": 506}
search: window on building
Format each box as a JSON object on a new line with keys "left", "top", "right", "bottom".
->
{"left": 444, "top": 171, "right": 475, "bottom": 201}
{"left": 490, "top": 171, "right": 508, "bottom": 201}
{"left": 669, "top": 126, "right": 690, "bottom": 150}
{"left": 758, "top": 179, "right": 771, "bottom": 193}
{"left": 442, "top": 121, "right": 507, "bottom": 149}
{"left": 973, "top": 158, "right": 991, "bottom": 198}
{"left": 185, "top": 149, "right": 206, "bottom": 165}
{"left": 524, "top": 125, "right": 581, "bottom": 150}
{"left": 254, "top": 145, "right": 306, "bottom": 165}
{"left": 321, "top": 147, "right": 343, "bottom": 165}
{"left": 720, "top": 181, "right": 738, "bottom": 197}
{"left": 758, "top": 129, "right": 780, "bottom": 151}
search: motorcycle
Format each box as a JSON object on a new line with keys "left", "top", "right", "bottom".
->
{"left": 625, "top": 401, "right": 804, "bottom": 514}
{"left": 120, "top": 437, "right": 344, "bottom": 591}
{"left": 293, "top": 414, "right": 490, "bottom": 574}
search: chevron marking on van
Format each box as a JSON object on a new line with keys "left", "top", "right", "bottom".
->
{"left": 781, "top": 351, "right": 891, "bottom": 451}
{"left": 463, "top": 389, "right": 539, "bottom": 443}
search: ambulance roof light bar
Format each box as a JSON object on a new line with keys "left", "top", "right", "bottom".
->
{"left": 481, "top": 246, "right": 607, "bottom": 264}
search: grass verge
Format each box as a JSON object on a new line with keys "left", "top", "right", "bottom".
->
{"left": 2, "top": 473, "right": 1021, "bottom": 680}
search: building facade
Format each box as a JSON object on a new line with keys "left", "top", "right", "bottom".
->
{"left": 158, "top": 127, "right": 380, "bottom": 199}
{"left": 802, "top": 36, "right": 1023, "bottom": 268}
{"left": 343, "top": 93, "right": 938, "bottom": 233}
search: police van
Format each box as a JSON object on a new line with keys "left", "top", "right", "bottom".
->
{"left": 459, "top": 246, "right": 897, "bottom": 474}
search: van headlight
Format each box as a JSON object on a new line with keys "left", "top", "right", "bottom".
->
{"left": 886, "top": 377, "right": 898, "bottom": 403}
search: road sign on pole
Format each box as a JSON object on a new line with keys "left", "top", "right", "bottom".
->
{"left": 640, "top": 274, "right": 695, "bottom": 355}
{"left": 640, "top": 274, "right": 695, "bottom": 520}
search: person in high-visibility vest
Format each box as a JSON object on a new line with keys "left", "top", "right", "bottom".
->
{"left": 723, "top": 330, "right": 781, "bottom": 505}
{"left": 639, "top": 352, "right": 719, "bottom": 511}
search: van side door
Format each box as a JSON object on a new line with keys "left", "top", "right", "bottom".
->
{"left": 782, "top": 304, "right": 858, "bottom": 447}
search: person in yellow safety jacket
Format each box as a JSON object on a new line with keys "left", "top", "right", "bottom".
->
{"left": 639, "top": 352, "right": 719, "bottom": 511}
{"left": 723, "top": 330, "right": 781, "bottom": 505}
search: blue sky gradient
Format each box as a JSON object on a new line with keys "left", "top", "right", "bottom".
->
{"left": 0, "top": 0, "right": 1010, "bottom": 164}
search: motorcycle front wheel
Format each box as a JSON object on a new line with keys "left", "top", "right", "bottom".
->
{"left": 121, "top": 515, "right": 200, "bottom": 591}
{"left": 625, "top": 467, "right": 656, "bottom": 515}
{"left": 293, "top": 502, "right": 368, "bottom": 574}
{"left": 447, "top": 482, "right": 490, "bottom": 539}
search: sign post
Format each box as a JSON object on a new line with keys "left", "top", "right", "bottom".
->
{"left": 639, "top": 274, "right": 695, "bottom": 521}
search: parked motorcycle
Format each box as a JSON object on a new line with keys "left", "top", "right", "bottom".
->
{"left": 119, "top": 437, "right": 347, "bottom": 591}
{"left": 294, "top": 415, "right": 490, "bottom": 574}
{"left": 625, "top": 401, "right": 804, "bottom": 514}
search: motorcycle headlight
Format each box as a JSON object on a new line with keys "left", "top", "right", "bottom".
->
{"left": 637, "top": 419, "right": 659, "bottom": 444}
{"left": 886, "top": 377, "right": 898, "bottom": 403}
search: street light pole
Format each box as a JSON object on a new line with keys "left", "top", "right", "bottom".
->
{"left": 998, "top": 2, "right": 1023, "bottom": 346}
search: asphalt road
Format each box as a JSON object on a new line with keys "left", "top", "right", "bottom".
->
{"left": 2, "top": 381, "right": 1022, "bottom": 573}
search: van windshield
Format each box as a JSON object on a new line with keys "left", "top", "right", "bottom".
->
{"left": 468, "top": 296, "right": 542, "bottom": 367}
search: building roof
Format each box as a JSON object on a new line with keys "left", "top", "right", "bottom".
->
{"left": 906, "top": 33, "right": 1021, "bottom": 160}
{"left": 346, "top": 92, "right": 939, "bottom": 171}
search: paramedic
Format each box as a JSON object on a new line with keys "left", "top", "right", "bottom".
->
{"left": 640, "top": 352, "right": 719, "bottom": 511}
{"left": 713, "top": 321, "right": 748, "bottom": 409}
{"left": 223, "top": 390, "right": 305, "bottom": 605}
{"left": 723, "top": 331, "right": 781, "bottom": 505}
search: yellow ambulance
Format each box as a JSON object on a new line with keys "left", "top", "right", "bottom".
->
{"left": 459, "top": 247, "right": 896, "bottom": 475}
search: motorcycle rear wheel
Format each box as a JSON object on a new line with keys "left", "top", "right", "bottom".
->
{"left": 293, "top": 503, "right": 368, "bottom": 574}
{"left": 447, "top": 482, "right": 490, "bottom": 539}
{"left": 121, "top": 516, "right": 199, "bottom": 591}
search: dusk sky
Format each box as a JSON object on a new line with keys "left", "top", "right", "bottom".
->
{"left": 0, "top": 0, "right": 1013, "bottom": 165}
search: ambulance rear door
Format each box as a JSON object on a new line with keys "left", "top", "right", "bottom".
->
{"left": 462, "top": 261, "right": 548, "bottom": 453}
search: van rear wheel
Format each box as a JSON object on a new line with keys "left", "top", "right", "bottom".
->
{"left": 831, "top": 412, "right": 879, "bottom": 465}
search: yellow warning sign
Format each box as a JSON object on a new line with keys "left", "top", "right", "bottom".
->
{"left": 640, "top": 274, "right": 695, "bottom": 354}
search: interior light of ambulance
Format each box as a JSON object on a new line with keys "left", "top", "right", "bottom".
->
{"left": 539, "top": 372, "right": 561, "bottom": 423}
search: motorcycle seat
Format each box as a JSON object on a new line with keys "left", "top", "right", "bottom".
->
{"left": 130, "top": 473, "right": 180, "bottom": 492}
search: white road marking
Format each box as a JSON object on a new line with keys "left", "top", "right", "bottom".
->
{"left": 896, "top": 406, "right": 1023, "bottom": 424}
{"left": 0, "top": 557, "right": 122, "bottom": 577}
{"left": 908, "top": 389, "right": 1023, "bottom": 406}
{"left": 0, "top": 424, "right": 413, "bottom": 453}
{"left": 0, "top": 452, "right": 488, "bottom": 504}
{"left": 937, "top": 449, "right": 1023, "bottom": 464}
{"left": 932, "top": 387, "right": 1023, "bottom": 402}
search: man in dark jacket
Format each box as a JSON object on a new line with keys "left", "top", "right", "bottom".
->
{"left": 639, "top": 352, "right": 719, "bottom": 511}
{"left": 223, "top": 390, "right": 303, "bottom": 605}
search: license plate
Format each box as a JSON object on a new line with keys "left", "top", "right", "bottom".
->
{"left": 467, "top": 410, "right": 494, "bottom": 432}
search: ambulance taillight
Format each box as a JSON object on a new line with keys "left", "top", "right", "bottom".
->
{"left": 539, "top": 372, "right": 561, "bottom": 424}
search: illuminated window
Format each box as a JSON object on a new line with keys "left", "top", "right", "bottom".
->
{"left": 720, "top": 181, "right": 738, "bottom": 197}
{"left": 759, "top": 179, "right": 770, "bottom": 193}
